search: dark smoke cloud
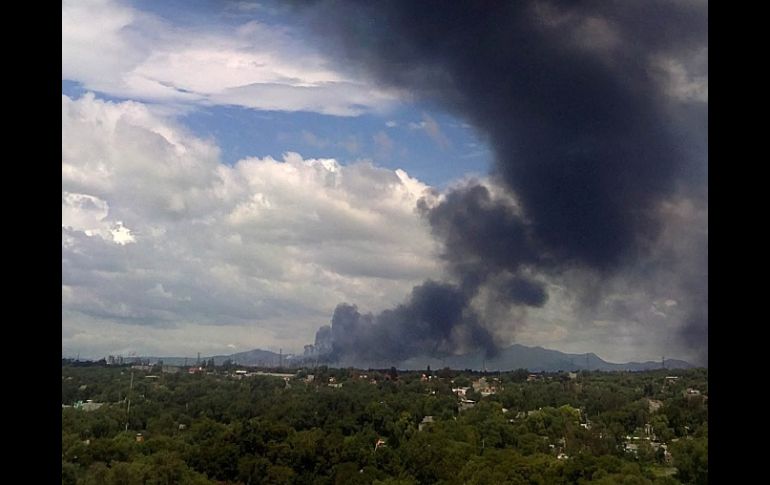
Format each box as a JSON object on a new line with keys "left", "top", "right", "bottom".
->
{"left": 421, "top": 184, "right": 542, "bottom": 281}
{"left": 500, "top": 277, "right": 549, "bottom": 307}
{"left": 291, "top": 0, "right": 707, "bottom": 364}
{"left": 324, "top": 280, "right": 495, "bottom": 363}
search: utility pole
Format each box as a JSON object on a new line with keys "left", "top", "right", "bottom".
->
{"left": 125, "top": 370, "right": 134, "bottom": 432}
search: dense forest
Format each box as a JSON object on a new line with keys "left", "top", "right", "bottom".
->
{"left": 62, "top": 362, "right": 707, "bottom": 484}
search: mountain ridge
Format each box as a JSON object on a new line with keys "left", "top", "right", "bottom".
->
{"left": 143, "top": 343, "right": 693, "bottom": 371}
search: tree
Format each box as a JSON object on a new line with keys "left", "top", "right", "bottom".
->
{"left": 62, "top": 363, "right": 707, "bottom": 485}
{"left": 671, "top": 437, "right": 708, "bottom": 484}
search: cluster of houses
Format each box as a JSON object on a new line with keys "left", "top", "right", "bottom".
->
{"left": 623, "top": 432, "right": 673, "bottom": 463}
{"left": 62, "top": 399, "right": 104, "bottom": 411}
{"left": 620, "top": 397, "right": 680, "bottom": 462}
{"left": 450, "top": 376, "right": 504, "bottom": 411}
{"left": 262, "top": 371, "right": 693, "bottom": 465}
{"left": 64, "top": 364, "right": 702, "bottom": 468}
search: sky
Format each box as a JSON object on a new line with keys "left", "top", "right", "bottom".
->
{"left": 62, "top": 0, "right": 707, "bottom": 365}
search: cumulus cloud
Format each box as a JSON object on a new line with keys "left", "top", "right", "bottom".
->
{"left": 62, "top": 93, "right": 441, "bottom": 358}
{"left": 62, "top": 0, "right": 399, "bottom": 115}
{"left": 290, "top": 0, "right": 707, "bottom": 365}
{"left": 62, "top": 192, "right": 135, "bottom": 245}
{"left": 61, "top": 92, "right": 705, "bottom": 363}
{"left": 62, "top": 2, "right": 706, "bottom": 365}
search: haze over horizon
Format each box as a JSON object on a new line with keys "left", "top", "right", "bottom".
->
{"left": 62, "top": 0, "right": 707, "bottom": 366}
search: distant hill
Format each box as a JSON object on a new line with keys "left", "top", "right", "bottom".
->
{"left": 396, "top": 344, "right": 693, "bottom": 372}
{"left": 313, "top": 344, "right": 692, "bottom": 372}
{"left": 143, "top": 348, "right": 282, "bottom": 367}
{"left": 144, "top": 343, "right": 692, "bottom": 371}
{"left": 213, "top": 348, "right": 284, "bottom": 366}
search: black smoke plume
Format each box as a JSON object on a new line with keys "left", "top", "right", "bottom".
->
{"left": 293, "top": 0, "right": 707, "bottom": 364}
{"left": 326, "top": 281, "right": 494, "bottom": 362}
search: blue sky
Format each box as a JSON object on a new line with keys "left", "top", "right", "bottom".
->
{"left": 62, "top": 0, "right": 707, "bottom": 365}
{"left": 61, "top": 0, "right": 493, "bottom": 188}
{"left": 62, "top": 0, "right": 490, "bottom": 359}
{"left": 178, "top": 105, "right": 492, "bottom": 187}
{"left": 63, "top": 78, "right": 492, "bottom": 187}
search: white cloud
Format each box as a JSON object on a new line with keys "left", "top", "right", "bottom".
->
{"left": 62, "top": 0, "right": 400, "bottom": 115}
{"left": 62, "top": 192, "right": 135, "bottom": 245}
{"left": 62, "top": 93, "right": 441, "bottom": 358}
